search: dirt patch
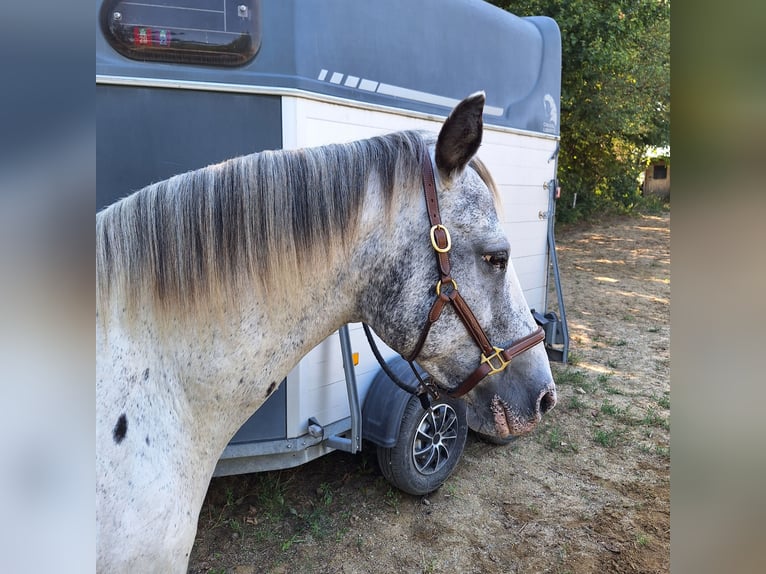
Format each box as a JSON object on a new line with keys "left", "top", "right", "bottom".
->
{"left": 189, "top": 212, "right": 670, "bottom": 574}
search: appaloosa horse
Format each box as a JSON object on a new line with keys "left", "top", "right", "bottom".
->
{"left": 96, "top": 93, "right": 556, "bottom": 572}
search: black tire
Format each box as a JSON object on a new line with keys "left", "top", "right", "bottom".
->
{"left": 376, "top": 394, "right": 468, "bottom": 495}
{"left": 474, "top": 431, "right": 518, "bottom": 446}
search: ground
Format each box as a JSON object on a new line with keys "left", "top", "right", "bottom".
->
{"left": 189, "top": 212, "right": 670, "bottom": 574}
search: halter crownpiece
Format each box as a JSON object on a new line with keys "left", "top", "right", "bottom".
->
{"left": 407, "top": 150, "right": 545, "bottom": 398}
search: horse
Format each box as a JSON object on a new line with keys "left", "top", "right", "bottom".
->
{"left": 96, "top": 92, "right": 557, "bottom": 572}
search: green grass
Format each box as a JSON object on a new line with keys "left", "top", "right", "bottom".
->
{"left": 251, "top": 525, "right": 278, "bottom": 544}
{"left": 526, "top": 503, "right": 541, "bottom": 517}
{"left": 657, "top": 393, "right": 670, "bottom": 409}
{"left": 542, "top": 424, "right": 579, "bottom": 453}
{"left": 593, "top": 428, "right": 625, "bottom": 447}
{"left": 596, "top": 372, "right": 624, "bottom": 395}
{"left": 567, "top": 395, "right": 587, "bottom": 411}
{"left": 598, "top": 399, "right": 636, "bottom": 425}
{"left": 227, "top": 517, "right": 243, "bottom": 537}
{"left": 554, "top": 367, "right": 596, "bottom": 394}
{"left": 596, "top": 372, "right": 613, "bottom": 385}
{"left": 544, "top": 425, "right": 563, "bottom": 451}
{"left": 636, "top": 532, "right": 652, "bottom": 547}
{"left": 253, "top": 472, "right": 292, "bottom": 520}
{"left": 317, "top": 482, "right": 334, "bottom": 506}
{"left": 280, "top": 533, "right": 305, "bottom": 552}
{"left": 231, "top": 473, "right": 352, "bottom": 553}
{"left": 288, "top": 482, "right": 347, "bottom": 546}
{"left": 206, "top": 487, "right": 238, "bottom": 530}
{"left": 555, "top": 368, "right": 588, "bottom": 386}
{"left": 642, "top": 408, "right": 670, "bottom": 430}
{"left": 599, "top": 399, "right": 620, "bottom": 417}
{"left": 567, "top": 351, "right": 583, "bottom": 366}
{"left": 385, "top": 487, "right": 401, "bottom": 514}
{"left": 639, "top": 442, "right": 670, "bottom": 460}
{"left": 655, "top": 445, "right": 670, "bottom": 459}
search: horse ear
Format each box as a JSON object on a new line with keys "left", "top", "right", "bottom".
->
{"left": 435, "top": 91, "right": 485, "bottom": 178}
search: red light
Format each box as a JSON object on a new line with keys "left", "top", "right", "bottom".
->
{"left": 133, "top": 27, "right": 152, "bottom": 46}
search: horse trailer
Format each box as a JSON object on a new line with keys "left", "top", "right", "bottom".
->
{"left": 96, "top": 0, "right": 568, "bottom": 495}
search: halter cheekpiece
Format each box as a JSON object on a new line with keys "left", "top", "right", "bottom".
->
{"left": 404, "top": 150, "right": 545, "bottom": 399}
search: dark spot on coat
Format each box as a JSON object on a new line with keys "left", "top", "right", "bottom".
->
{"left": 265, "top": 381, "right": 276, "bottom": 398}
{"left": 145, "top": 436, "right": 150, "bottom": 446}
{"left": 143, "top": 368, "right": 150, "bottom": 380}
{"left": 113, "top": 414, "right": 128, "bottom": 444}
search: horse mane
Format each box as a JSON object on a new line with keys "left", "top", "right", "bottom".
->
{"left": 468, "top": 156, "right": 501, "bottom": 217}
{"left": 96, "top": 130, "right": 430, "bottom": 319}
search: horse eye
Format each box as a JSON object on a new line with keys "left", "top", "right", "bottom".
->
{"left": 481, "top": 250, "right": 508, "bottom": 270}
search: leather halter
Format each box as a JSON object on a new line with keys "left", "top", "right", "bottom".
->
{"left": 406, "top": 151, "right": 545, "bottom": 398}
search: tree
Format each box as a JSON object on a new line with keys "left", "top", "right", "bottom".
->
{"left": 488, "top": 0, "right": 670, "bottom": 221}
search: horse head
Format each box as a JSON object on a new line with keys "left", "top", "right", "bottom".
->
{"left": 360, "top": 93, "right": 556, "bottom": 440}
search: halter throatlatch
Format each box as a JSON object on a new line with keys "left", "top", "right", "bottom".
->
{"left": 404, "top": 150, "right": 545, "bottom": 399}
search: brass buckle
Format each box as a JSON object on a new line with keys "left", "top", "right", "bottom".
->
{"left": 435, "top": 278, "right": 458, "bottom": 296}
{"left": 480, "top": 347, "right": 511, "bottom": 376}
{"left": 429, "top": 224, "right": 452, "bottom": 253}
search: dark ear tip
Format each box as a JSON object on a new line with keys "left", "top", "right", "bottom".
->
{"left": 466, "top": 91, "right": 486, "bottom": 105}
{"left": 435, "top": 92, "right": 486, "bottom": 176}
{"left": 456, "top": 91, "right": 485, "bottom": 116}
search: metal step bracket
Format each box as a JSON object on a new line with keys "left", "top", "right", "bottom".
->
{"left": 325, "top": 325, "right": 363, "bottom": 453}
{"left": 541, "top": 147, "right": 570, "bottom": 363}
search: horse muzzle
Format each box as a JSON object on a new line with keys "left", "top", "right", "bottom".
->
{"left": 490, "top": 384, "right": 557, "bottom": 436}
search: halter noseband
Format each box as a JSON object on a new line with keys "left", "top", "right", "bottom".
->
{"left": 406, "top": 150, "right": 545, "bottom": 398}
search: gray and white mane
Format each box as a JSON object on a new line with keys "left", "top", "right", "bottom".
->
{"left": 97, "top": 131, "right": 431, "bottom": 318}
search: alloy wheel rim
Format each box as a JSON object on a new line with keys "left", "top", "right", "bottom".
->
{"left": 412, "top": 403, "right": 459, "bottom": 475}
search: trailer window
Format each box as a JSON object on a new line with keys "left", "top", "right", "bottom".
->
{"left": 101, "top": 0, "right": 261, "bottom": 67}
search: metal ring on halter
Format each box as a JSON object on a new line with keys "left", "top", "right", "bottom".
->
{"left": 480, "top": 346, "right": 512, "bottom": 377}
{"left": 429, "top": 224, "right": 452, "bottom": 253}
{"left": 435, "top": 278, "right": 458, "bottom": 296}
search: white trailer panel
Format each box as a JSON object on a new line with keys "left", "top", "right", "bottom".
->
{"left": 280, "top": 95, "right": 558, "bottom": 438}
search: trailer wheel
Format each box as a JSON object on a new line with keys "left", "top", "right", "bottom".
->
{"left": 377, "top": 394, "right": 468, "bottom": 495}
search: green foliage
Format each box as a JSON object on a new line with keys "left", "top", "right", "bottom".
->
{"left": 489, "top": 0, "right": 670, "bottom": 222}
{"left": 385, "top": 487, "right": 402, "bottom": 514}
{"left": 642, "top": 407, "right": 670, "bottom": 430}
{"left": 541, "top": 423, "right": 579, "bottom": 453}
{"left": 636, "top": 532, "right": 652, "bottom": 547}
{"left": 567, "top": 394, "right": 587, "bottom": 411}
{"left": 553, "top": 366, "right": 587, "bottom": 386}
{"left": 593, "top": 427, "right": 625, "bottom": 447}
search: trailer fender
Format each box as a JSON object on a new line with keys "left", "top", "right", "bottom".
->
{"left": 362, "top": 357, "right": 426, "bottom": 448}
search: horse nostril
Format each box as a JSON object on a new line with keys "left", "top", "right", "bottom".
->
{"left": 538, "top": 389, "right": 557, "bottom": 415}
